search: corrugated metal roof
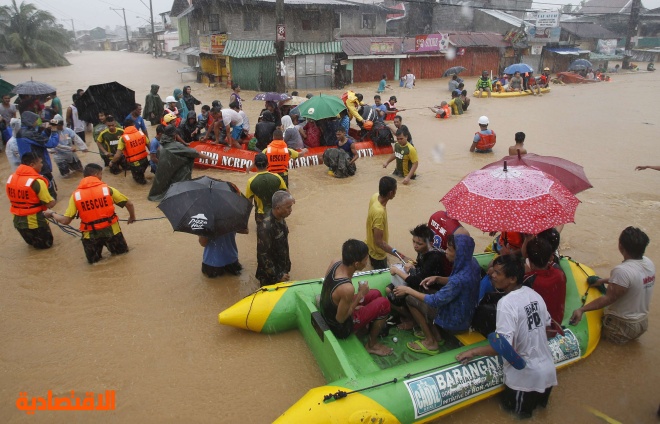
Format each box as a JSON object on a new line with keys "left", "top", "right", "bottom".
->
{"left": 223, "top": 40, "right": 343, "bottom": 58}
{"left": 448, "top": 31, "right": 510, "bottom": 48}
{"left": 251, "top": 0, "right": 359, "bottom": 5}
{"left": 341, "top": 37, "right": 407, "bottom": 55}
{"left": 560, "top": 22, "right": 621, "bottom": 39}
{"left": 476, "top": 9, "right": 530, "bottom": 28}
{"left": 545, "top": 47, "right": 591, "bottom": 55}
{"left": 578, "top": 0, "right": 633, "bottom": 14}
{"left": 342, "top": 33, "right": 506, "bottom": 56}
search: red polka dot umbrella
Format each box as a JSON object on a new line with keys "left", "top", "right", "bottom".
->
{"left": 481, "top": 152, "right": 592, "bottom": 195}
{"left": 441, "top": 163, "right": 580, "bottom": 234}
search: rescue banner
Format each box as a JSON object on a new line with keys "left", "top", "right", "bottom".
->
{"left": 191, "top": 141, "right": 393, "bottom": 173}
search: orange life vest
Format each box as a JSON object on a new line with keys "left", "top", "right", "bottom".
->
{"left": 436, "top": 105, "right": 451, "bottom": 119}
{"left": 6, "top": 165, "right": 49, "bottom": 216}
{"left": 475, "top": 130, "right": 496, "bottom": 151}
{"left": 266, "top": 140, "right": 290, "bottom": 174}
{"left": 73, "top": 176, "right": 118, "bottom": 232}
{"left": 122, "top": 126, "right": 148, "bottom": 163}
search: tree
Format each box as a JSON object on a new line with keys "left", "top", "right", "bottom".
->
{"left": 0, "top": 0, "right": 71, "bottom": 67}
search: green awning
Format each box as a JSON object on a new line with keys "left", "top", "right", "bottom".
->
{"left": 223, "top": 40, "right": 343, "bottom": 58}
{"left": 286, "top": 42, "right": 343, "bottom": 55}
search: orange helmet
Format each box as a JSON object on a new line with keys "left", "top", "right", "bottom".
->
{"left": 363, "top": 120, "right": 373, "bottom": 130}
{"left": 163, "top": 113, "right": 177, "bottom": 124}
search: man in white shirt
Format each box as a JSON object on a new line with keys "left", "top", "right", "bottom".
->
{"left": 404, "top": 69, "right": 415, "bottom": 89}
{"left": 571, "top": 226, "right": 655, "bottom": 344}
{"left": 222, "top": 102, "right": 244, "bottom": 149}
{"left": 457, "top": 255, "right": 557, "bottom": 419}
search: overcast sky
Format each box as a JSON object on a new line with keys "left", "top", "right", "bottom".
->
{"left": 12, "top": 0, "right": 660, "bottom": 31}
{"left": 15, "top": 0, "right": 175, "bottom": 31}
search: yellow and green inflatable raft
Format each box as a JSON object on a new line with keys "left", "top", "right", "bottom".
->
{"left": 219, "top": 254, "right": 602, "bottom": 423}
{"left": 473, "top": 88, "right": 551, "bottom": 98}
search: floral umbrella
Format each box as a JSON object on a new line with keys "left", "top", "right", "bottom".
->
{"left": 441, "top": 163, "right": 580, "bottom": 234}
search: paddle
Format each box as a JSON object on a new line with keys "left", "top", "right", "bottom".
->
{"left": 487, "top": 332, "right": 526, "bottom": 370}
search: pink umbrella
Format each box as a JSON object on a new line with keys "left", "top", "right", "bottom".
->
{"left": 482, "top": 152, "right": 592, "bottom": 195}
{"left": 441, "top": 163, "right": 580, "bottom": 234}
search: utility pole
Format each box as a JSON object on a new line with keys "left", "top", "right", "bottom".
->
{"left": 111, "top": 7, "right": 131, "bottom": 51}
{"left": 68, "top": 19, "right": 77, "bottom": 51}
{"left": 149, "top": 0, "right": 157, "bottom": 58}
{"left": 275, "top": 0, "right": 285, "bottom": 92}
{"left": 622, "top": 0, "right": 642, "bottom": 69}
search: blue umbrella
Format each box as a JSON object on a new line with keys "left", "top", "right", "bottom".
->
{"left": 568, "top": 59, "right": 593, "bottom": 71}
{"left": 503, "top": 63, "right": 534, "bottom": 75}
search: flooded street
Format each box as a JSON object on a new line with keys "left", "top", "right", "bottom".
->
{"left": 1, "top": 51, "right": 658, "bottom": 423}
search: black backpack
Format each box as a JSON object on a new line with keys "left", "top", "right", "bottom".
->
{"left": 371, "top": 120, "right": 393, "bottom": 147}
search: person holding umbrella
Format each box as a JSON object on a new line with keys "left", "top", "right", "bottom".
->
{"left": 6, "top": 152, "right": 57, "bottom": 249}
{"left": 16, "top": 111, "right": 60, "bottom": 199}
{"left": 147, "top": 125, "right": 216, "bottom": 202}
{"left": 506, "top": 71, "right": 523, "bottom": 92}
{"left": 198, "top": 228, "right": 247, "bottom": 278}
{"left": 45, "top": 163, "right": 136, "bottom": 264}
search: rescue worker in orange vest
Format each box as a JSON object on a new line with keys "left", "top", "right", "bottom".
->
{"left": 470, "top": 115, "right": 496, "bottom": 153}
{"left": 45, "top": 163, "right": 136, "bottom": 264}
{"left": 110, "top": 118, "right": 150, "bottom": 185}
{"left": 430, "top": 101, "right": 451, "bottom": 119}
{"left": 6, "top": 152, "right": 57, "bottom": 249}
{"left": 263, "top": 129, "right": 307, "bottom": 188}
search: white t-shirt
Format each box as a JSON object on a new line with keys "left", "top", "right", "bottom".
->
{"left": 404, "top": 73, "right": 415, "bottom": 89}
{"left": 0, "top": 103, "right": 18, "bottom": 123}
{"left": 69, "top": 104, "right": 86, "bottom": 133}
{"left": 239, "top": 110, "right": 250, "bottom": 132}
{"left": 496, "top": 286, "right": 557, "bottom": 392}
{"left": 221, "top": 109, "right": 243, "bottom": 127}
{"left": 607, "top": 257, "right": 655, "bottom": 320}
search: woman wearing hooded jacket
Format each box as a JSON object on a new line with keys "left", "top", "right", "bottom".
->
{"left": 394, "top": 234, "right": 481, "bottom": 355}
{"left": 173, "top": 88, "right": 189, "bottom": 120}
{"left": 182, "top": 86, "right": 201, "bottom": 113}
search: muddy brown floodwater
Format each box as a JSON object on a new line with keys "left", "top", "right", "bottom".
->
{"left": 1, "top": 51, "right": 658, "bottom": 423}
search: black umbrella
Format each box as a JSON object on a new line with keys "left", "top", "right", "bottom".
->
{"left": 157, "top": 176, "right": 253, "bottom": 237}
{"left": 74, "top": 81, "right": 135, "bottom": 125}
{"left": 11, "top": 80, "right": 56, "bottom": 96}
{"left": 443, "top": 66, "right": 466, "bottom": 77}
{"left": 568, "top": 59, "right": 593, "bottom": 71}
